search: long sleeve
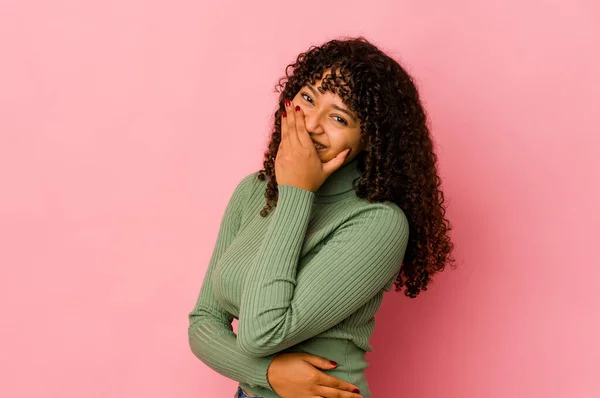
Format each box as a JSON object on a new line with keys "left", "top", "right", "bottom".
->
{"left": 237, "top": 184, "right": 410, "bottom": 357}
{"left": 187, "top": 174, "right": 277, "bottom": 390}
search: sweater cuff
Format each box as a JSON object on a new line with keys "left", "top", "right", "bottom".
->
{"left": 247, "top": 353, "right": 278, "bottom": 390}
{"left": 277, "top": 184, "right": 315, "bottom": 212}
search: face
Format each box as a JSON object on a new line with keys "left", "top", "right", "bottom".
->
{"left": 290, "top": 68, "right": 367, "bottom": 164}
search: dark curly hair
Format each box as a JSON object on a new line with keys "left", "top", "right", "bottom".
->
{"left": 256, "top": 36, "right": 456, "bottom": 298}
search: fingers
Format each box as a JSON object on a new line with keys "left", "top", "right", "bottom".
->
{"left": 283, "top": 98, "right": 300, "bottom": 146}
{"left": 318, "top": 374, "right": 362, "bottom": 397}
{"left": 291, "top": 102, "right": 314, "bottom": 148}
{"left": 316, "top": 385, "right": 363, "bottom": 398}
{"left": 321, "top": 148, "right": 351, "bottom": 175}
{"left": 280, "top": 106, "right": 288, "bottom": 142}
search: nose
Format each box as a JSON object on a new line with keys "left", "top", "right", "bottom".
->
{"left": 302, "top": 108, "right": 325, "bottom": 136}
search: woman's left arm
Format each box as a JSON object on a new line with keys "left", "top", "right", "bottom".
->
{"left": 237, "top": 184, "right": 409, "bottom": 357}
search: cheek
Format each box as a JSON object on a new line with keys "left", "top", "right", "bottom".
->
{"left": 340, "top": 132, "right": 361, "bottom": 148}
{"left": 352, "top": 132, "right": 364, "bottom": 148}
{"left": 327, "top": 133, "right": 353, "bottom": 149}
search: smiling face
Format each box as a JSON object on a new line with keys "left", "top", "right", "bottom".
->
{"left": 290, "top": 68, "right": 366, "bottom": 164}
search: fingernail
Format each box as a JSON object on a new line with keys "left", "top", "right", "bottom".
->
{"left": 353, "top": 389, "right": 360, "bottom": 393}
{"left": 295, "top": 105, "right": 301, "bottom": 112}
{"left": 285, "top": 98, "right": 291, "bottom": 107}
{"left": 330, "top": 360, "right": 337, "bottom": 366}
{"left": 282, "top": 111, "right": 287, "bottom": 118}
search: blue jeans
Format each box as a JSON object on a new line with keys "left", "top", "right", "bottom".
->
{"left": 234, "top": 386, "right": 264, "bottom": 398}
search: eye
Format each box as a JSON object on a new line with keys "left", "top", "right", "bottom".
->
{"left": 301, "top": 93, "right": 313, "bottom": 104}
{"left": 333, "top": 115, "right": 348, "bottom": 126}
{"left": 301, "top": 91, "right": 348, "bottom": 126}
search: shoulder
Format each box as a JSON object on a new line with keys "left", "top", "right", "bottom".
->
{"left": 372, "top": 201, "right": 409, "bottom": 232}
{"left": 236, "top": 170, "right": 267, "bottom": 199}
{"left": 232, "top": 170, "right": 265, "bottom": 197}
{"left": 324, "top": 199, "right": 410, "bottom": 271}
{"left": 347, "top": 197, "right": 409, "bottom": 230}
{"left": 227, "top": 171, "right": 269, "bottom": 218}
{"left": 341, "top": 198, "right": 410, "bottom": 247}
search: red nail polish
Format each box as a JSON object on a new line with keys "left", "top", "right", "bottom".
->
{"left": 353, "top": 388, "right": 360, "bottom": 393}
{"left": 295, "top": 105, "right": 301, "bottom": 111}
{"left": 285, "top": 98, "right": 291, "bottom": 107}
{"left": 330, "top": 360, "right": 337, "bottom": 366}
{"left": 282, "top": 111, "right": 286, "bottom": 118}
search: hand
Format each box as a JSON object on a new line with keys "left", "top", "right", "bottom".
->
{"left": 266, "top": 352, "right": 364, "bottom": 398}
{"left": 275, "top": 99, "right": 351, "bottom": 192}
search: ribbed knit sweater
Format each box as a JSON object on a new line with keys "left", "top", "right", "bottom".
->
{"left": 187, "top": 156, "right": 410, "bottom": 398}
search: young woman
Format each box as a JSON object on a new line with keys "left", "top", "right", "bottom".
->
{"left": 188, "top": 36, "right": 455, "bottom": 398}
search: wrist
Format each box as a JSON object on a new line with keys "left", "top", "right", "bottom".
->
{"left": 278, "top": 183, "right": 317, "bottom": 194}
{"left": 265, "top": 359, "right": 276, "bottom": 390}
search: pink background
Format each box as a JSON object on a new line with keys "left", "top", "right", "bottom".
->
{"left": 1, "top": 0, "right": 598, "bottom": 397}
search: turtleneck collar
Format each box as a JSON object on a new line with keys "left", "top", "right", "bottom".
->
{"left": 314, "top": 156, "right": 362, "bottom": 204}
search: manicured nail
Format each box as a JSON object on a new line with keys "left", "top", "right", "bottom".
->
{"left": 295, "top": 105, "right": 301, "bottom": 112}
{"left": 285, "top": 98, "right": 291, "bottom": 107}
{"left": 353, "top": 389, "right": 360, "bottom": 393}
{"left": 330, "top": 360, "right": 337, "bottom": 366}
{"left": 282, "top": 111, "right": 287, "bottom": 118}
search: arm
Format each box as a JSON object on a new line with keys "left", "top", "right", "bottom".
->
{"left": 188, "top": 173, "right": 277, "bottom": 390}
{"left": 237, "top": 184, "right": 410, "bottom": 357}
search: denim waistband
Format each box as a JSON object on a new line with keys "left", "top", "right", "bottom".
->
{"left": 235, "top": 386, "right": 264, "bottom": 398}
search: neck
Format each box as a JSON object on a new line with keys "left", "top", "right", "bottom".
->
{"left": 314, "top": 156, "right": 362, "bottom": 204}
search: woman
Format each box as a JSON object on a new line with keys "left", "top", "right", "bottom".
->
{"left": 188, "top": 36, "right": 455, "bottom": 398}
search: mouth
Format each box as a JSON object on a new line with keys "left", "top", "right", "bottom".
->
{"left": 313, "top": 141, "right": 327, "bottom": 151}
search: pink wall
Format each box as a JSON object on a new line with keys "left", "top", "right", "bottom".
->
{"left": 1, "top": 0, "right": 598, "bottom": 397}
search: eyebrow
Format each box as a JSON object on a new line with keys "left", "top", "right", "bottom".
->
{"left": 305, "top": 85, "right": 357, "bottom": 124}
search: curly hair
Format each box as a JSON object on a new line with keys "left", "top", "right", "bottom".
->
{"left": 256, "top": 36, "right": 456, "bottom": 298}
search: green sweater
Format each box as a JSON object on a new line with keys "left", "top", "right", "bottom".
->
{"left": 188, "top": 157, "right": 410, "bottom": 397}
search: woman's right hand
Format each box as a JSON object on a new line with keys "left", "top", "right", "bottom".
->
{"left": 266, "top": 352, "right": 364, "bottom": 398}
